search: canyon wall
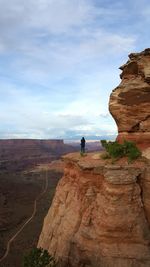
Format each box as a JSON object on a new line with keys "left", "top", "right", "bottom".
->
{"left": 38, "top": 154, "right": 150, "bottom": 267}
{"left": 38, "top": 49, "right": 150, "bottom": 267}
{"left": 0, "top": 139, "right": 76, "bottom": 171}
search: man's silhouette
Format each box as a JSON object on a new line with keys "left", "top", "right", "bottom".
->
{"left": 80, "top": 137, "right": 85, "bottom": 153}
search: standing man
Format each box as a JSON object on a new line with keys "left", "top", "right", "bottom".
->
{"left": 80, "top": 137, "right": 86, "bottom": 153}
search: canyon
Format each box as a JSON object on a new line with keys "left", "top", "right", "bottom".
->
{"left": 0, "top": 139, "right": 77, "bottom": 267}
{"left": 0, "top": 139, "right": 76, "bottom": 172}
{"left": 38, "top": 49, "right": 150, "bottom": 267}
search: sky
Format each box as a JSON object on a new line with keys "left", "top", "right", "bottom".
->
{"left": 0, "top": 0, "right": 150, "bottom": 140}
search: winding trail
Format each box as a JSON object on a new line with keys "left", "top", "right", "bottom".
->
{"left": 0, "top": 170, "right": 48, "bottom": 264}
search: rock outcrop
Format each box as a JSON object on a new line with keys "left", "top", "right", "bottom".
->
{"left": 38, "top": 49, "right": 150, "bottom": 267}
{"left": 38, "top": 153, "right": 150, "bottom": 267}
{"left": 109, "top": 48, "right": 150, "bottom": 148}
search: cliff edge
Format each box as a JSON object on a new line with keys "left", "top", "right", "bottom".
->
{"left": 38, "top": 49, "right": 150, "bottom": 267}
{"left": 38, "top": 153, "right": 150, "bottom": 267}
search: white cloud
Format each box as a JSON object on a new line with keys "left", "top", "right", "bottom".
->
{"left": 0, "top": 79, "right": 117, "bottom": 139}
{"left": 0, "top": 0, "right": 143, "bottom": 139}
{"left": 0, "top": 0, "right": 136, "bottom": 54}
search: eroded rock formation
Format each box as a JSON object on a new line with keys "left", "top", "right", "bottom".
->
{"left": 109, "top": 48, "right": 150, "bottom": 148}
{"left": 38, "top": 154, "right": 150, "bottom": 267}
{"left": 38, "top": 49, "right": 150, "bottom": 267}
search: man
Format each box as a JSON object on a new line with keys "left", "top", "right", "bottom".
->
{"left": 80, "top": 137, "right": 85, "bottom": 153}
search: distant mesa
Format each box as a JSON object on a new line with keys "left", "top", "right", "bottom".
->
{"left": 109, "top": 48, "right": 150, "bottom": 149}
{"left": 0, "top": 139, "right": 77, "bottom": 172}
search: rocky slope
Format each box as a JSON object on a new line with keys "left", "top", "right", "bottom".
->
{"left": 38, "top": 49, "right": 150, "bottom": 267}
{"left": 109, "top": 48, "right": 150, "bottom": 148}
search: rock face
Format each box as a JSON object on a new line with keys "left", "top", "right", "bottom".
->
{"left": 109, "top": 48, "right": 150, "bottom": 148}
{"left": 38, "top": 153, "right": 150, "bottom": 267}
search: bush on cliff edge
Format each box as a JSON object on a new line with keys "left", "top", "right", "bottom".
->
{"left": 101, "top": 139, "right": 141, "bottom": 162}
{"left": 22, "top": 247, "right": 56, "bottom": 267}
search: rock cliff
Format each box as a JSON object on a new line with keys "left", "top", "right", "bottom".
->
{"left": 38, "top": 153, "right": 150, "bottom": 267}
{"left": 38, "top": 49, "right": 150, "bottom": 267}
{"left": 109, "top": 48, "right": 150, "bottom": 149}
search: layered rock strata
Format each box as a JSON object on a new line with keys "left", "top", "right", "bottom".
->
{"left": 38, "top": 153, "right": 150, "bottom": 267}
{"left": 109, "top": 48, "right": 150, "bottom": 148}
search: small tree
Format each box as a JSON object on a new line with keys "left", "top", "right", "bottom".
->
{"left": 23, "top": 247, "right": 56, "bottom": 267}
{"left": 123, "top": 140, "right": 141, "bottom": 162}
{"left": 100, "top": 139, "right": 141, "bottom": 162}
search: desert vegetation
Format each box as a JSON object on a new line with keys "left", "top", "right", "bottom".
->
{"left": 23, "top": 247, "right": 56, "bottom": 267}
{"left": 101, "top": 139, "right": 141, "bottom": 162}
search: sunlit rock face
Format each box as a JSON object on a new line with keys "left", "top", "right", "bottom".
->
{"left": 38, "top": 153, "right": 150, "bottom": 267}
{"left": 109, "top": 48, "right": 150, "bottom": 148}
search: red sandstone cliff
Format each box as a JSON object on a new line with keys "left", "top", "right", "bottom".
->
{"left": 38, "top": 153, "right": 150, "bottom": 267}
{"left": 109, "top": 48, "right": 150, "bottom": 149}
{"left": 38, "top": 49, "right": 150, "bottom": 267}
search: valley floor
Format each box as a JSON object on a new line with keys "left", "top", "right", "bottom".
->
{"left": 0, "top": 164, "right": 63, "bottom": 267}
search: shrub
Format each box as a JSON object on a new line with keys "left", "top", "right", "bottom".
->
{"left": 101, "top": 140, "right": 124, "bottom": 159}
{"left": 100, "top": 139, "right": 141, "bottom": 162}
{"left": 101, "top": 152, "right": 111, "bottom": 160}
{"left": 123, "top": 140, "right": 141, "bottom": 162}
{"left": 101, "top": 140, "right": 108, "bottom": 149}
{"left": 22, "top": 247, "right": 56, "bottom": 267}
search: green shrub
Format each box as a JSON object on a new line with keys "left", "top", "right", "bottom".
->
{"left": 100, "top": 139, "right": 141, "bottom": 162}
{"left": 101, "top": 140, "right": 124, "bottom": 159}
{"left": 23, "top": 247, "right": 56, "bottom": 267}
{"left": 101, "top": 140, "right": 108, "bottom": 149}
{"left": 123, "top": 140, "right": 141, "bottom": 162}
{"left": 101, "top": 152, "right": 111, "bottom": 159}
{"left": 108, "top": 141, "right": 124, "bottom": 159}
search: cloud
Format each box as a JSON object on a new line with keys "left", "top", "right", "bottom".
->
{"left": 0, "top": 0, "right": 145, "bottom": 139}
{"left": 0, "top": 0, "right": 136, "bottom": 82}
{"left": 0, "top": 0, "right": 136, "bottom": 53}
{"left": 0, "top": 78, "right": 117, "bottom": 139}
{"left": 0, "top": 0, "right": 92, "bottom": 51}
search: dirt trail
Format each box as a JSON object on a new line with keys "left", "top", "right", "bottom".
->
{"left": 0, "top": 170, "right": 48, "bottom": 264}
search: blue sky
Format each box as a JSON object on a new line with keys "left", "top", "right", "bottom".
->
{"left": 0, "top": 0, "right": 149, "bottom": 140}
